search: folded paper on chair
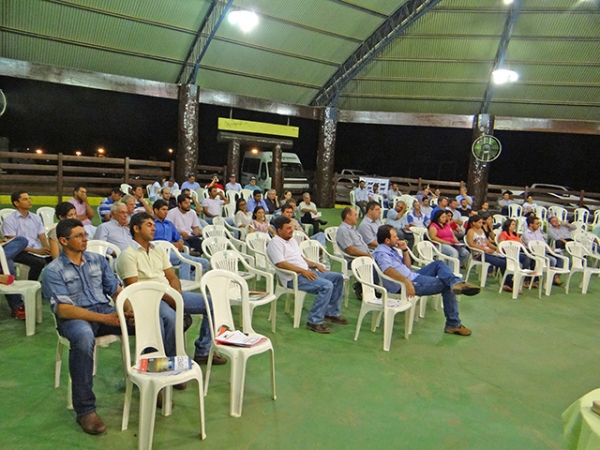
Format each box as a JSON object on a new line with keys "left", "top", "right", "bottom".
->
{"left": 138, "top": 356, "right": 192, "bottom": 373}
{"left": 216, "top": 328, "right": 267, "bottom": 347}
{"left": 249, "top": 290, "right": 269, "bottom": 300}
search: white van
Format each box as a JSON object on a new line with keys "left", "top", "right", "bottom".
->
{"left": 240, "top": 151, "right": 309, "bottom": 193}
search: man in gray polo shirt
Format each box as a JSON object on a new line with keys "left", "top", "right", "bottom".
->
{"left": 357, "top": 201, "right": 382, "bottom": 249}
{"left": 336, "top": 207, "right": 371, "bottom": 258}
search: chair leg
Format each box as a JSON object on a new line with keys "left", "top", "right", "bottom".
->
{"left": 229, "top": 354, "right": 247, "bottom": 418}
{"left": 138, "top": 385, "right": 160, "bottom": 450}
{"left": 196, "top": 378, "right": 207, "bottom": 440}
{"left": 583, "top": 271, "right": 593, "bottom": 294}
{"left": 383, "top": 310, "right": 394, "bottom": 352}
{"left": 36, "top": 289, "right": 43, "bottom": 324}
{"left": 268, "top": 301, "right": 277, "bottom": 333}
{"left": 480, "top": 264, "right": 489, "bottom": 287}
{"left": 293, "top": 293, "right": 305, "bottom": 329}
{"left": 270, "top": 349, "right": 277, "bottom": 401}
{"left": 354, "top": 306, "right": 369, "bottom": 341}
{"left": 67, "top": 376, "right": 73, "bottom": 410}
{"left": 24, "top": 291, "right": 36, "bottom": 337}
{"left": 405, "top": 306, "right": 415, "bottom": 338}
{"left": 565, "top": 272, "right": 573, "bottom": 294}
{"left": 203, "top": 346, "right": 216, "bottom": 395}
{"left": 545, "top": 272, "right": 553, "bottom": 296}
{"left": 55, "top": 341, "right": 64, "bottom": 388}
{"left": 121, "top": 378, "right": 133, "bottom": 431}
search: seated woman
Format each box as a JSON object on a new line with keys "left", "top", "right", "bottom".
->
{"left": 497, "top": 218, "right": 536, "bottom": 287}
{"left": 428, "top": 209, "right": 469, "bottom": 266}
{"left": 49, "top": 202, "right": 77, "bottom": 259}
{"left": 280, "top": 190, "right": 293, "bottom": 205}
{"left": 522, "top": 195, "right": 538, "bottom": 215}
{"left": 251, "top": 206, "right": 275, "bottom": 236}
{"left": 466, "top": 215, "right": 512, "bottom": 291}
{"left": 234, "top": 198, "right": 253, "bottom": 230}
{"left": 299, "top": 192, "right": 327, "bottom": 234}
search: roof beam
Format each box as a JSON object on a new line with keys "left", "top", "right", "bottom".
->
{"left": 479, "top": 0, "right": 523, "bottom": 114}
{"left": 310, "top": 0, "right": 443, "bottom": 107}
{"left": 176, "top": 0, "right": 233, "bottom": 85}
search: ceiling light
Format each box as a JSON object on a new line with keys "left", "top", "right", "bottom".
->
{"left": 503, "top": 0, "right": 514, "bottom": 4}
{"left": 228, "top": 10, "right": 258, "bottom": 32}
{"left": 492, "top": 69, "right": 519, "bottom": 84}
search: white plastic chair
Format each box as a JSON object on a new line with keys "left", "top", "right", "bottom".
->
{"left": 548, "top": 206, "right": 568, "bottom": 222}
{"left": 300, "top": 239, "right": 350, "bottom": 307}
{"left": 200, "top": 270, "right": 276, "bottom": 417}
{"left": 213, "top": 216, "right": 247, "bottom": 241}
{"left": 240, "top": 188, "right": 254, "bottom": 200}
{"left": 591, "top": 210, "right": 600, "bottom": 230}
{"left": 349, "top": 190, "right": 361, "bottom": 217}
{"left": 0, "top": 243, "right": 42, "bottom": 336}
{"left": 533, "top": 206, "right": 548, "bottom": 223}
{"left": 416, "top": 240, "right": 461, "bottom": 276}
{"left": 351, "top": 257, "right": 414, "bottom": 351}
{"left": 324, "top": 227, "right": 342, "bottom": 256}
{"left": 493, "top": 214, "right": 506, "bottom": 228}
{"left": 36, "top": 206, "right": 56, "bottom": 231}
{"left": 515, "top": 216, "right": 527, "bottom": 235}
{"left": 527, "top": 240, "right": 570, "bottom": 296}
{"left": 116, "top": 282, "right": 206, "bottom": 449}
{"left": 508, "top": 204, "right": 522, "bottom": 219}
{"left": 245, "top": 232, "right": 271, "bottom": 272}
{"left": 202, "top": 224, "right": 247, "bottom": 253}
{"left": 565, "top": 241, "right": 600, "bottom": 294}
{"left": 372, "top": 193, "right": 387, "bottom": 217}
{"left": 292, "top": 230, "right": 309, "bottom": 246}
{"left": 410, "top": 227, "right": 427, "bottom": 252}
{"left": 463, "top": 237, "right": 492, "bottom": 288}
{"left": 210, "top": 250, "right": 278, "bottom": 333}
{"left": 497, "top": 241, "right": 542, "bottom": 299}
{"left": 53, "top": 314, "right": 120, "bottom": 409}
{"left": 120, "top": 183, "right": 132, "bottom": 195}
{"left": 151, "top": 241, "right": 203, "bottom": 292}
{"left": 266, "top": 252, "right": 308, "bottom": 329}
{"left": 86, "top": 239, "right": 121, "bottom": 271}
{"left": 201, "top": 236, "right": 253, "bottom": 267}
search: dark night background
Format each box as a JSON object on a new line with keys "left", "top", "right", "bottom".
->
{"left": 1, "top": 75, "right": 598, "bottom": 191}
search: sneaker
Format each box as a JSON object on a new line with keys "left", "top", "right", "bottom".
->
{"left": 11, "top": 305, "right": 25, "bottom": 320}
{"left": 194, "top": 353, "right": 228, "bottom": 365}
{"left": 444, "top": 325, "right": 472, "bottom": 336}
{"left": 324, "top": 315, "right": 349, "bottom": 325}
{"left": 451, "top": 282, "right": 481, "bottom": 297}
{"left": 306, "top": 322, "right": 331, "bottom": 334}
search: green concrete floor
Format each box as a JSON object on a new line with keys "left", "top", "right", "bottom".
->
{"left": 0, "top": 207, "right": 598, "bottom": 449}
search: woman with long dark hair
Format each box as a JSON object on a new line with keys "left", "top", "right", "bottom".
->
{"left": 428, "top": 209, "right": 469, "bottom": 266}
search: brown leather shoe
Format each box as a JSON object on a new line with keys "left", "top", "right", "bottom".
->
{"left": 194, "top": 353, "right": 227, "bottom": 365}
{"left": 451, "top": 282, "right": 480, "bottom": 296}
{"left": 324, "top": 315, "right": 349, "bottom": 325}
{"left": 444, "top": 325, "right": 472, "bottom": 336}
{"left": 76, "top": 411, "right": 106, "bottom": 435}
{"left": 306, "top": 322, "right": 331, "bottom": 334}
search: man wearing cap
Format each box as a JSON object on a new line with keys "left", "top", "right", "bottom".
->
{"left": 244, "top": 176, "right": 258, "bottom": 191}
{"left": 205, "top": 173, "right": 224, "bottom": 191}
{"left": 181, "top": 173, "right": 200, "bottom": 191}
{"left": 225, "top": 174, "right": 242, "bottom": 192}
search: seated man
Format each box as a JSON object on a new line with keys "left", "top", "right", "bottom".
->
{"left": 548, "top": 216, "right": 575, "bottom": 250}
{"left": 373, "top": 225, "right": 479, "bottom": 336}
{"left": 163, "top": 178, "right": 179, "bottom": 191}
{"left": 153, "top": 199, "right": 210, "bottom": 276}
{"left": 408, "top": 200, "right": 430, "bottom": 230}
{"left": 267, "top": 215, "right": 346, "bottom": 334}
{"left": 498, "top": 191, "right": 513, "bottom": 216}
{"left": 357, "top": 201, "right": 383, "bottom": 250}
{"left": 247, "top": 189, "right": 269, "bottom": 216}
{"left": 116, "top": 213, "right": 226, "bottom": 366}
{"left": 131, "top": 184, "right": 153, "bottom": 216}
{"left": 41, "top": 219, "right": 148, "bottom": 435}
{"left": 1, "top": 191, "right": 51, "bottom": 283}
{"left": 264, "top": 189, "right": 280, "bottom": 214}
{"left": 521, "top": 215, "right": 563, "bottom": 285}
{"left": 420, "top": 196, "right": 433, "bottom": 219}
{"left": 205, "top": 173, "right": 224, "bottom": 191}
{"left": 93, "top": 202, "right": 133, "bottom": 251}
{"left": 279, "top": 202, "right": 327, "bottom": 246}
{"left": 299, "top": 192, "right": 327, "bottom": 234}
{"left": 202, "top": 186, "right": 233, "bottom": 225}
{"left": 386, "top": 200, "right": 414, "bottom": 249}
{"left": 430, "top": 196, "right": 448, "bottom": 218}
{"left": 244, "top": 176, "right": 258, "bottom": 191}
{"left": 386, "top": 182, "right": 401, "bottom": 207}
{"left": 336, "top": 207, "right": 372, "bottom": 299}
{"left": 166, "top": 194, "right": 204, "bottom": 253}
{"left": 353, "top": 180, "right": 369, "bottom": 215}
{"left": 98, "top": 187, "right": 122, "bottom": 223}
{"left": 456, "top": 186, "right": 473, "bottom": 208}
{"left": 181, "top": 173, "right": 200, "bottom": 191}
{"left": 225, "top": 174, "right": 242, "bottom": 193}
{"left": 68, "top": 186, "right": 96, "bottom": 237}
{"left": 159, "top": 186, "right": 178, "bottom": 210}
{"left": 458, "top": 198, "right": 471, "bottom": 217}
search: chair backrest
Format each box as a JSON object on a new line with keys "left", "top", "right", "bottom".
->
{"left": 299, "top": 239, "right": 323, "bottom": 263}
{"left": 573, "top": 231, "right": 598, "bottom": 254}
{"left": 573, "top": 208, "right": 590, "bottom": 224}
{"left": 212, "top": 216, "right": 227, "bottom": 226}
{"left": 226, "top": 190, "right": 239, "bottom": 204}
{"left": 515, "top": 216, "right": 527, "bottom": 235}
{"left": 86, "top": 239, "right": 121, "bottom": 258}
{"left": 116, "top": 281, "right": 185, "bottom": 367}
{"left": 571, "top": 221, "right": 587, "bottom": 233}
{"left": 246, "top": 232, "right": 270, "bottom": 270}
{"left": 324, "top": 227, "right": 342, "bottom": 256}
{"left": 171, "top": 188, "right": 181, "bottom": 198}
{"left": 493, "top": 214, "right": 506, "bottom": 228}
{"left": 416, "top": 240, "right": 436, "bottom": 264}
{"left": 36, "top": 206, "right": 56, "bottom": 229}
{"left": 120, "top": 183, "right": 132, "bottom": 195}
{"left": 591, "top": 210, "right": 600, "bottom": 227}
{"left": 566, "top": 241, "right": 587, "bottom": 270}
{"left": 548, "top": 206, "right": 568, "bottom": 222}
{"left": 201, "top": 235, "right": 236, "bottom": 258}
{"left": 150, "top": 240, "right": 176, "bottom": 257}
{"left": 351, "top": 257, "right": 377, "bottom": 302}
{"left": 146, "top": 184, "right": 153, "bottom": 198}
{"left": 0, "top": 208, "right": 15, "bottom": 222}
{"left": 210, "top": 249, "right": 244, "bottom": 273}
{"left": 292, "top": 230, "right": 309, "bottom": 246}
{"left": 223, "top": 199, "right": 236, "bottom": 218}
{"left": 372, "top": 193, "right": 384, "bottom": 208}
{"left": 201, "top": 270, "right": 253, "bottom": 335}
{"left": 533, "top": 206, "right": 548, "bottom": 223}
{"left": 498, "top": 241, "right": 525, "bottom": 271}
{"left": 240, "top": 189, "right": 254, "bottom": 200}
{"left": 527, "top": 240, "right": 549, "bottom": 261}
{"left": 508, "top": 203, "right": 522, "bottom": 218}
{"left": 202, "top": 224, "right": 227, "bottom": 238}
{"left": 190, "top": 189, "right": 200, "bottom": 202}
{"left": 393, "top": 194, "right": 417, "bottom": 212}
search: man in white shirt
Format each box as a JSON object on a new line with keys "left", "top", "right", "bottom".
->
{"left": 166, "top": 194, "right": 204, "bottom": 253}
{"left": 267, "top": 215, "right": 346, "bottom": 334}
{"left": 202, "top": 186, "right": 233, "bottom": 225}
{"left": 225, "top": 174, "right": 242, "bottom": 192}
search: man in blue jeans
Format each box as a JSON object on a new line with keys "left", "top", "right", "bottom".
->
{"left": 372, "top": 225, "right": 479, "bottom": 336}
{"left": 41, "top": 219, "right": 148, "bottom": 435}
{"left": 267, "top": 215, "right": 346, "bottom": 334}
{"left": 1, "top": 235, "right": 28, "bottom": 318}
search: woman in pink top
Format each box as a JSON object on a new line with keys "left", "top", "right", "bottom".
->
{"left": 428, "top": 209, "right": 469, "bottom": 265}
{"left": 251, "top": 206, "right": 274, "bottom": 236}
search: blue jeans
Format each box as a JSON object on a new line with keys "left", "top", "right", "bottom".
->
{"left": 168, "top": 252, "right": 210, "bottom": 281}
{"left": 181, "top": 292, "right": 212, "bottom": 357}
{"left": 310, "top": 232, "right": 326, "bottom": 247}
{"left": 2, "top": 236, "right": 28, "bottom": 310}
{"left": 290, "top": 271, "right": 344, "bottom": 324}
{"left": 412, "top": 260, "right": 462, "bottom": 329}
{"left": 439, "top": 244, "right": 470, "bottom": 266}
{"left": 57, "top": 302, "right": 175, "bottom": 417}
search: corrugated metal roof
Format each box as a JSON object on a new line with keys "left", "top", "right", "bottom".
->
{"left": 0, "top": 0, "right": 598, "bottom": 121}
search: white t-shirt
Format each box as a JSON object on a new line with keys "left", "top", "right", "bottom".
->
{"left": 267, "top": 235, "right": 308, "bottom": 286}
{"left": 166, "top": 208, "right": 200, "bottom": 235}
{"left": 202, "top": 197, "right": 224, "bottom": 217}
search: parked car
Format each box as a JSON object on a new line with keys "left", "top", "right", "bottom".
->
{"left": 514, "top": 184, "right": 599, "bottom": 211}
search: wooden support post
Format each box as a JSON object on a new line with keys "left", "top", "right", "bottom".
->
{"left": 124, "top": 157, "right": 130, "bottom": 184}
{"left": 57, "top": 153, "right": 64, "bottom": 201}
{"left": 315, "top": 107, "right": 337, "bottom": 208}
{"left": 177, "top": 84, "right": 200, "bottom": 182}
{"left": 272, "top": 144, "right": 283, "bottom": 195}
{"left": 227, "top": 140, "right": 241, "bottom": 179}
{"left": 467, "top": 114, "right": 494, "bottom": 209}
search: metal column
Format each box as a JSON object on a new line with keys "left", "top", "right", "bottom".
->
{"left": 176, "top": 84, "right": 200, "bottom": 182}
{"left": 315, "top": 107, "right": 337, "bottom": 208}
{"left": 467, "top": 114, "right": 495, "bottom": 209}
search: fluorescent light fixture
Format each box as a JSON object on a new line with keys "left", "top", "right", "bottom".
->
{"left": 228, "top": 10, "right": 258, "bottom": 32}
{"left": 503, "top": 0, "right": 514, "bottom": 4}
{"left": 492, "top": 69, "right": 519, "bottom": 84}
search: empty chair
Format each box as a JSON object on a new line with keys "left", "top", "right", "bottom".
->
{"left": 151, "top": 240, "right": 204, "bottom": 292}
{"left": 36, "top": 206, "right": 56, "bottom": 231}
{"left": 548, "top": 206, "right": 568, "bottom": 222}
{"left": 239, "top": 188, "right": 254, "bottom": 200}
{"left": 200, "top": 270, "right": 276, "bottom": 417}
{"left": 410, "top": 227, "right": 427, "bottom": 252}
{"left": 591, "top": 210, "right": 600, "bottom": 230}
{"left": 515, "top": 216, "right": 527, "bottom": 235}
{"left": 202, "top": 224, "right": 247, "bottom": 253}
{"left": 533, "top": 206, "right": 548, "bottom": 224}
{"left": 416, "top": 240, "right": 460, "bottom": 277}
{"left": 292, "top": 230, "right": 309, "bottom": 246}
{"left": 116, "top": 281, "right": 206, "bottom": 450}
{"left": 324, "top": 227, "right": 343, "bottom": 257}
{"left": 120, "top": 183, "right": 132, "bottom": 195}
{"left": 351, "top": 257, "right": 414, "bottom": 351}
{"left": 86, "top": 239, "right": 121, "bottom": 271}
{"left": 527, "top": 240, "right": 570, "bottom": 296}
{"left": 565, "top": 241, "right": 600, "bottom": 294}
{"left": 213, "top": 216, "right": 247, "bottom": 241}
{"left": 497, "top": 241, "right": 542, "bottom": 299}
{"left": 245, "top": 232, "right": 271, "bottom": 272}
{"left": 508, "top": 204, "right": 522, "bottom": 219}
{"left": 573, "top": 208, "right": 589, "bottom": 224}
{"left": 201, "top": 236, "right": 253, "bottom": 267}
